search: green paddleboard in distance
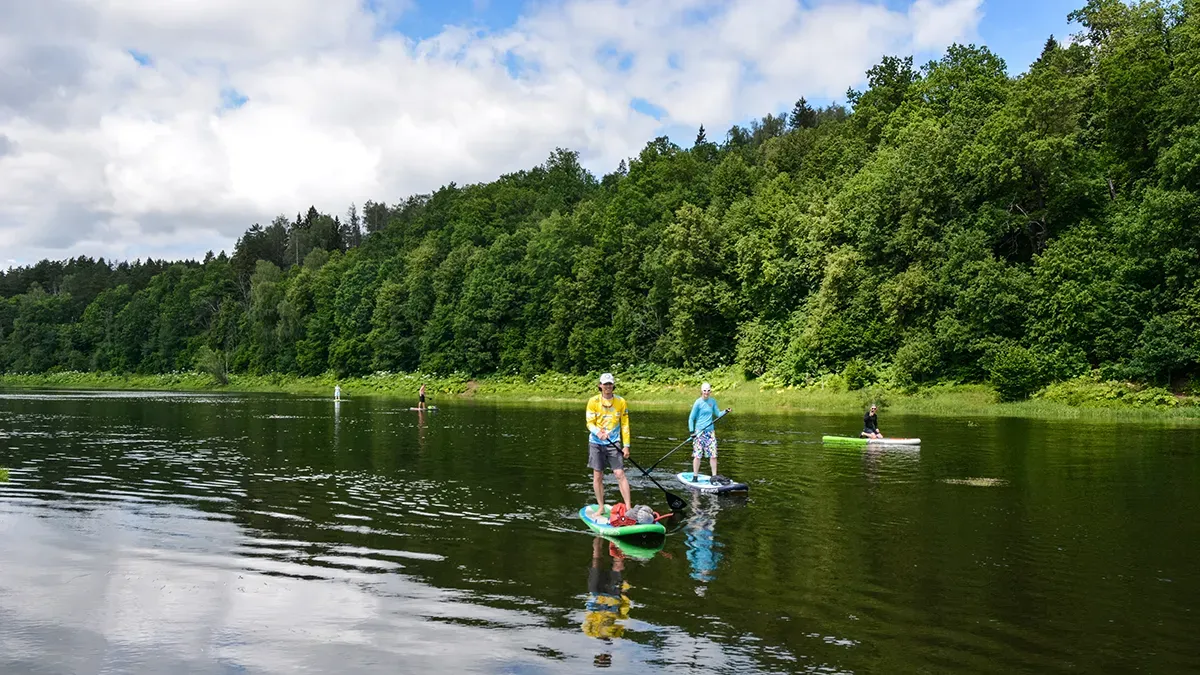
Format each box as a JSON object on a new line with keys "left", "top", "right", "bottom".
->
{"left": 822, "top": 435, "right": 921, "bottom": 446}
{"left": 579, "top": 505, "right": 666, "bottom": 537}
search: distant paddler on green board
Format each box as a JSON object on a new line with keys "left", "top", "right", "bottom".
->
{"left": 418, "top": 383, "right": 428, "bottom": 410}
{"left": 861, "top": 404, "right": 882, "bottom": 439}
{"left": 824, "top": 403, "right": 920, "bottom": 446}
{"left": 687, "top": 382, "right": 730, "bottom": 480}
{"left": 586, "top": 372, "right": 632, "bottom": 514}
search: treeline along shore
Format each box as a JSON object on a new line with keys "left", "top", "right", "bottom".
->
{"left": 2, "top": 1, "right": 1199, "bottom": 416}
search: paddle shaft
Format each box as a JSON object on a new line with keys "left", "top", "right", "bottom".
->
{"left": 646, "top": 409, "right": 730, "bottom": 473}
{"left": 603, "top": 437, "right": 687, "bottom": 513}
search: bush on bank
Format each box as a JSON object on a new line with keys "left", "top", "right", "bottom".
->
{"left": 3, "top": 367, "right": 1197, "bottom": 418}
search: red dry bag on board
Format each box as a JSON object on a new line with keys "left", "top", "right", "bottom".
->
{"left": 608, "top": 503, "right": 637, "bottom": 527}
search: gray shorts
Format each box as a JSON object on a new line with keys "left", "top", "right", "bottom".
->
{"left": 588, "top": 442, "right": 624, "bottom": 472}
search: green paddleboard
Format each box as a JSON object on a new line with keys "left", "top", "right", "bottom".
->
{"left": 822, "top": 435, "right": 921, "bottom": 446}
{"left": 601, "top": 534, "right": 665, "bottom": 560}
{"left": 579, "top": 505, "right": 666, "bottom": 537}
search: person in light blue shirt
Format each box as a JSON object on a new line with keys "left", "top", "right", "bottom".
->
{"left": 687, "top": 382, "right": 730, "bottom": 480}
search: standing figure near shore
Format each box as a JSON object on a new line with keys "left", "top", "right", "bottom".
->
{"left": 334, "top": 384, "right": 341, "bottom": 402}
{"left": 418, "top": 384, "right": 427, "bottom": 410}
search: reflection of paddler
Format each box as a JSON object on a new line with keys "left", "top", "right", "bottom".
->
{"left": 582, "top": 536, "right": 632, "bottom": 640}
{"left": 863, "top": 443, "right": 884, "bottom": 486}
{"left": 685, "top": 493, "right": 722, "bottom": 590}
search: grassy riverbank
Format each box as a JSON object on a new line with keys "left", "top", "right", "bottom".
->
{"left": 2, "top": 368, "right": 1198, "bottom": 422}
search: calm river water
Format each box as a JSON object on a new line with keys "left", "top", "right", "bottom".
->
{"left": 0, "top": 390, "right": 1197, "bottom": 674}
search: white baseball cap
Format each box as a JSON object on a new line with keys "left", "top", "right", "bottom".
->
{"left": 599, "top": 373, "right": 615, "bottom": 385}
{"left": 701, "top": 382, "right": 712, "bottom": 392}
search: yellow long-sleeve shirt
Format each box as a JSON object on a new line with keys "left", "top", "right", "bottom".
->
{"left": 586, "top": 394, "right": 630, "bottom": 447}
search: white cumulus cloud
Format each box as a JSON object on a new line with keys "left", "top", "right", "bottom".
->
{"left": 0, "top": 0, "right": 982, "bottom": 267}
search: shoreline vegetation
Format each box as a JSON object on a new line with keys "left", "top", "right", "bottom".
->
{"left": 2, "top": 368, "right": 1197, "bottom": 423}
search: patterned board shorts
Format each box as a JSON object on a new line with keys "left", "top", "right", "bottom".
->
{"left": 692, "top": 431, "right": 718, "bottom": 458}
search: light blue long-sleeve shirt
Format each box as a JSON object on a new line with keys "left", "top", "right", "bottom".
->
{"left": 688, "top": 397, "right": 723, "bottom": 435}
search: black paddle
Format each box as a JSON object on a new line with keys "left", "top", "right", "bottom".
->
{"left": 604, "top": 437, "right": 687, "bottom": 513}
{"left": 646, "top": 408, "right": 731, "bottom": 473}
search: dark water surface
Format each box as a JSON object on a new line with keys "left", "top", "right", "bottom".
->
{"left": 1, "top": 391, "right": 1198, "bottom": 674}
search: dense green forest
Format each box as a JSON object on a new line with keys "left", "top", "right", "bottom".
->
{"left": 2, "top": 0, "right": 1198, "bottom": 401}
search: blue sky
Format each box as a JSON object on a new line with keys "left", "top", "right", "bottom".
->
{"left": 975, "top": 0, "right": 1081, "bottom": 70}
{"left": 398, "top": 0, "right": 1082, "bottom": 74}
{"left": 388, "top": 0, "right": 527, "bottom": 38}
{"left": 393, "top": 0, "right": 1083, "bottom": 144}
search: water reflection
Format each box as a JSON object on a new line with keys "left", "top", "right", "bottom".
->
{"left": 333, "top": 399, "right": 342, "bottom": 446}
{"left": 2, "top": 392, "right": 1198, "bottom": 674}
{"left": 604, "top": 533, "right": 665, "bottom": 561}
{"left": 863, "top": 444, "right": 883, "bottom": 486}
{"left": 856, "top": 443, "right": 921, "bottom": 488}
{"left": 583, "top": 536, "right": 633, "bottom": 667}
{"left": 412, "top": 407, "right": 429, "bottom": 459}
{"left": 684, "top": 493, "right": 723, "bottom": 594}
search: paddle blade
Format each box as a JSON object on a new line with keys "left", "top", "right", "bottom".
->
{"left": 665, "top": 491, "right": 687, "bottom": 512}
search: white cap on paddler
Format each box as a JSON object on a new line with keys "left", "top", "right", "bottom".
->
{"left": 701, "top": 382, "right": 712, "bottom": 393}
{"left": 599, "top": 373, "right": 615, "bottom": 385}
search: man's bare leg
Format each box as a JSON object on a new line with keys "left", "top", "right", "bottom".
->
{"left": 592, "top": 470, "right": 605, "bottom": 512}
{"left": 613, "top": 468, "right": 632, "bottom": 509}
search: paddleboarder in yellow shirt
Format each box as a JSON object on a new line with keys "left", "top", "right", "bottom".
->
{"left": 586, "top": 373, "right": 632, "bottom": 514}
